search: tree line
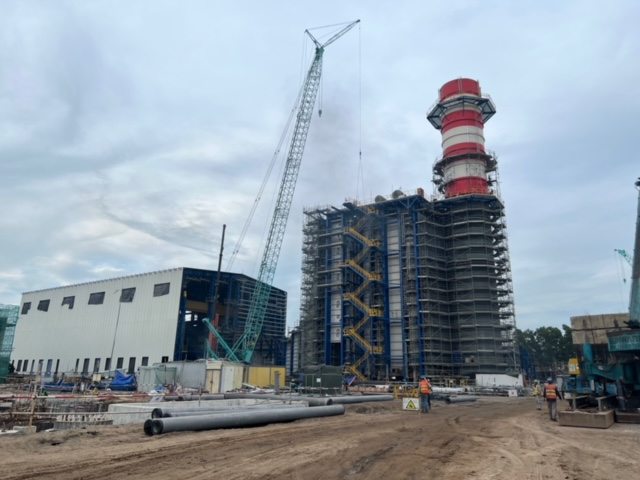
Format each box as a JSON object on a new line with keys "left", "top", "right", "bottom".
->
{"left": 516, "top": 325, "right": 575, "bottom": 378}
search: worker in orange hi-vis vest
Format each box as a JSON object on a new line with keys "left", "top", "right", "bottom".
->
{"left": 543, "top": 377, "right": 562, "bottom": 421}
{"left": 419, "top": 377, "right": 432, "bottom": 413}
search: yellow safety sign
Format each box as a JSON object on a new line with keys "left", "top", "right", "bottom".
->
{"left": 403, "top": 398, "right": 419, "bottom": 411}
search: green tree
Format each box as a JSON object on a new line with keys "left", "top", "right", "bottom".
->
{"left": 516, "top": 324, "right": 574, "bottom": 377}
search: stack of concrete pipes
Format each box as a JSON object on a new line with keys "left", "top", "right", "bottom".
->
{"left": 144, "top": 393, "right": 394, "bottom": 436}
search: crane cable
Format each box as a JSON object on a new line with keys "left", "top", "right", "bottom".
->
{"left": 356, "top": 21, "right": 364, "bottom": 201}
{"left": 226, "top": 82, "right": 306, "bottom": 272}
{"left": 227, "top": 22, "right": 356, "bottom": 271}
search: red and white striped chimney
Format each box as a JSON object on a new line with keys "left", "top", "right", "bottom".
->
{"left": 427, "top": 78, "right": 496, "bottom": 198}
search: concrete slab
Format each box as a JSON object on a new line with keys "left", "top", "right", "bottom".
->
{"left": 558, "top": 409, "right": 615, "bottom": 429}
{"left": 615, "top": 411, "right": 640, "bottom": 424}
{"left": 13, "top": 425, "right": 37, "bottom": 434}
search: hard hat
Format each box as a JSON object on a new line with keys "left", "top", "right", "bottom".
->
{"left": 534, "top": 379, "right": 539, "bottom": 384}
{"left": 547, "top": 377, "right": 553, "bottom": 382}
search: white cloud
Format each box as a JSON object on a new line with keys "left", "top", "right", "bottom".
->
{"left": 1, "top": 0, "right": 639, "bottom": 334}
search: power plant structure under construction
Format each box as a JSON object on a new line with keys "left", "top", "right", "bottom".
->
{"left": 291, "top": 79, "right": 518, "bottom": 382}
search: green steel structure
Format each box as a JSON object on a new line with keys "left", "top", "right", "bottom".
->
{"left": 0, "top": 304, "right": 19, "bottom": 383}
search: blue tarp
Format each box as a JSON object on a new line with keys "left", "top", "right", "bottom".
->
{"left": 109, "top": 370, "right": 137, "bottom": 391}
{"left": 44, "top": 379, "right": 75, "bottom": 392}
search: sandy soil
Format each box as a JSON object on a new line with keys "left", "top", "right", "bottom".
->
{"left": 1, "top": 396, "right": 638, "bottom": 480}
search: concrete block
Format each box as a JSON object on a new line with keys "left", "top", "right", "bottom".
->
{"left": 558, "top": 409, "right": 614, "bottom": 429}
{"left": 614, "top": 411, "right": 640, "bottom": 424}
{"left": 13, "top": 426, "right": 37, "bottom": 434}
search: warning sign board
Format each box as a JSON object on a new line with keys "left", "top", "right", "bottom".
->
{"left": 403, "top": 398, "right": 420, "bottom": 411}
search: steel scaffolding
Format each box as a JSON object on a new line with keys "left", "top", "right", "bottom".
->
{"left": 297, "top": 189, "right": 517, "bottom": 381}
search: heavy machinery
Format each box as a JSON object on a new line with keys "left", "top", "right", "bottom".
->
{"left": 204, "top": 21, "right": 360, "bottom": 363}
{"left": 564, "top": 177, "right": 640, "bottom": 421}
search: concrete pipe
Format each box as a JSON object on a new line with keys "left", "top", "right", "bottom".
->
{"left": 444, "top": 396, "right": 478, "bottom": 404}
{"left": 327, "top": 395, "right": 394, "bottom": 404}
{"left": 145, "top": 404, "right": 345, "bottom": 436}
{"left": 223, "top": 393, "right": 333, "bottom": 407}
{"left": 151, "top": 403, "right": 307, "bottom": 418}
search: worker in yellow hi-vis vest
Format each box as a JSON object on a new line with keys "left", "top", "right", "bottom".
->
{"left": 532, "top": 379, "right": 542, "bottom": 410}
{"left": 419, "top": 377, "right": 432, "bottom": 413}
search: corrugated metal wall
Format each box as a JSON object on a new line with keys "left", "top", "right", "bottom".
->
{"left": 12, "top": 268, "right": 184, "bottom": 375}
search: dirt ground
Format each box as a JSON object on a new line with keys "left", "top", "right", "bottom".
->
{"left": 1, "top": 396, "right": 639, "bottom": 480}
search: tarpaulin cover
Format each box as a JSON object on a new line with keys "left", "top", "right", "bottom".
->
{"left": 109, "top": 370, "right": 137, "bottom": 391}
{"left": 44, "top": 379, "right": 75, "bottom": 392}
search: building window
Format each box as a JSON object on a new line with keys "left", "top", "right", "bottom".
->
{"left": 37, "top": 300, "right": 50, "bottom": 312}
{"left": 127, "top": 357, "right": 136, "bottom": 374}
{"left": 161, "top": 356, "right": 169, "bottom": 363}
{"left": 75, "top": 359, "right": 80, "bottom": 373}
{"left": 21, "top": 302, "right": 31, "bottom": 315}
{"left": 141, "top": 356, "right": 149, "bottom": 367}
{"left": 82, "top": 358, "right": 90, "bottom": 375}
{"left": 30, "top": 360, "right": 35, "bottom": 373}
{"left": 23, "top": 360, "right": 28, "bottom": 372}
{"left": 94, "top": 358, "right": 101, "bottom": 373}
{"left": 116, "top": 357, "right": 124, "bottom": 369}
{"left": 54, "top": 359, "right": 60, "bottom": 375}
{"left": 62, "top": 296, "right": 75, "bottom": 309}
{"left": 105, "top": 358, "right": 112, "bottom": 371}
{"left": 16, "top": 360, "right": 22, "bottom": 371}
{"left": 88, "top": 292, "right": 105, "bottom": 305}
{"left": 46, "top": 359, "right": 53, "bottom": 375}
{"left": 153, "top": 283, "right": 170, "bottom": 297}
{"left": 120, "top": 287, "right": 136, "bottom": 303}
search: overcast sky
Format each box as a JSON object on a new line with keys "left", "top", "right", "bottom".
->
{"left": 1, "top": 1, "right": 638, "bottom": 332}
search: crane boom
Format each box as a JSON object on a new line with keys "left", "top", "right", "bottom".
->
{"left": 615, "top": 248, "right": 633, "bottom": 267}
{"left": 207, "top": 20, "right": 360, "bottom": 363}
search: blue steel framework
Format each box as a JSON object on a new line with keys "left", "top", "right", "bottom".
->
{"left": 298, "top": 192, "right": 517, "bottom": 381}
{"left": 0, "top": 304, "right": 19, "bottom": 382}
{"left": 174, "top": 268, "right": 287, "bottom": 365}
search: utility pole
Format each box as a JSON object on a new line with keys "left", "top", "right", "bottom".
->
{"left": 208, "top": 224, "right": 226, "bottom": 356}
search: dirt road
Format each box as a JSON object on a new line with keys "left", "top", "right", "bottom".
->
{"left": 1, "top": 397, "right": 638, "bottom": 479}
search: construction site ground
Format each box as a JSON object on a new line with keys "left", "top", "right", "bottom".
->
{"left": 1, "top": 396, "right": 638, "bottom": 480}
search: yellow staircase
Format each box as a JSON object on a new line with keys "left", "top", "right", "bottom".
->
{"left": 343, "top": 293, "right": 383, "bottom": 317}
{"left": 344, "top": 359, "right": 368, "bottom": 381}
{"left": 352, "top": 208, "right": 377, "bottom": 231}
{"left": 342, "top": 260, "right": 381, "bottom": 282}
{"left": 344, "top": 227, "right": 381, "bottom": 247}
{"left": 344, "top": 327, "right": 383, "bottom": 355}
{"left": 341, "top": 218, "right": 384, "bottom": 381}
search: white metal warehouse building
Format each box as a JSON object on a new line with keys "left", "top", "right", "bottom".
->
{"left": 11, "top": 267, "right": 287, "bottom": 378}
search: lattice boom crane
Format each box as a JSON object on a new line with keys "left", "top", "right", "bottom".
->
{"left": 206, "top": 20, "right": 360, "bottom": 363}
